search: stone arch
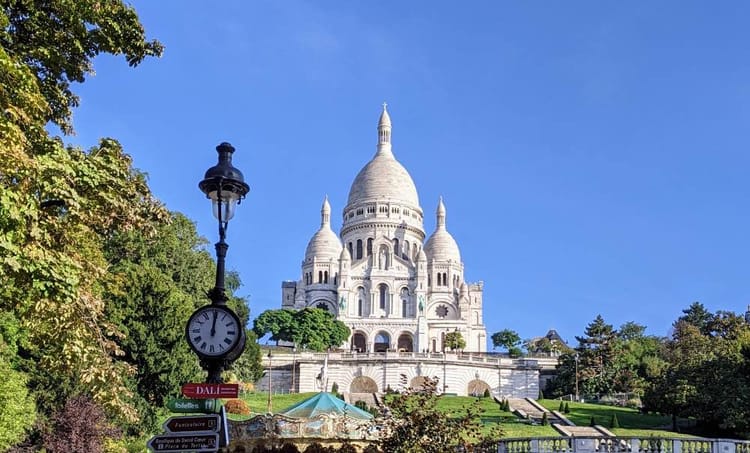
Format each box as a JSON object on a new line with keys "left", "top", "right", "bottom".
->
{"left": 467, "top": 379, "right": 491, "bottom": 397}
{"left": 373, "top": 331, "right": 390, "bottom": 352}
{"left": 351, "top": 331, "right": 367, "bottom": 352}
{"left": 397, "top": 332, "right": 414, "bottom": 352}
{"left": 350, "top": 376, "right": 378, "bottom": 394}
{"left": 410, "top": 376, "right": 429, "bottom": 391}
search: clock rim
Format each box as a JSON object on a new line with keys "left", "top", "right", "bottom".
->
{"left": 186, "top": 304, "right": 243, "bottom": 359}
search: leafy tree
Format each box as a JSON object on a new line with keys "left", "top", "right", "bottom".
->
{"left": 575, "top": 315, "right": 618, "bottom": 397}
{"left": 1, "top": 0, "right": 163, "bottom": 134}
{"left": 1, "top": 0, "right": 164, "bottom": 425}
{"left": 491, "top": 329, "right": 521, "bottom": 352}
{"left": 292, "top": 308, "right": 350, "bottom": 351}
{"left": 253, "top": 308, "right": 350, "bottom": 352}
{"left": 678, "top": 302, "right": 714, "bottom": 336}
{"left": 378, "top": 376, "right": 500, "bottom": 452}
{"left": 253, "top": 309, "right": 295, "bottom": 344}
{"left": 444, "top": 330, "right": 466, "bottom": 351}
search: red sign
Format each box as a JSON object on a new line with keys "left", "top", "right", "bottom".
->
{"left": 182, "top": 383, "right": 239, "bottom": 399}
{"left": 163, "top": 414, "right": 220, "bottom": 433}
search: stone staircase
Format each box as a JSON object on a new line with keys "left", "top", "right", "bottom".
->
{"left": 505, "top": 398, "right": 611, "bottom": 439}
{"left": 507, "top": 398, "right": 563, "bottom": 424}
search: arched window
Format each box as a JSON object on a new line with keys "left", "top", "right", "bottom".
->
{"left": 324, "top": 271, "right": 328, "bottom": 284}
{"left": 358, "top": 297, "right": 363, "bottom": 316}
{"left": 437, "top": 273, "right": 442, "bottom": 286}
{"left": 379, "top": 284, "right": 388, "bottom": 311}
{"left": 348, "top": 242, "right": 353, "bottom": 258}
{"left": 442, "top": 273, "right": 448, "bottom": 286}
{"left": 356, "top": 240, "right": 363, "bottom": 259}
{"left": 318, "top": 271, "right": 323, "bottom": 284}
{"left": 334, "top": 273, "right": 338, "bottom": 285}
{"left": 404, "top": 241, "right": 410, "bottom": 260}
{"left": 393, "top": 238, "right": 400, "bottom": 256}
{"left": 367, "top": 238, "right": 373, "bottom": 256}
{"left": 428, "top": 275, "right": 431, "bottom": 286}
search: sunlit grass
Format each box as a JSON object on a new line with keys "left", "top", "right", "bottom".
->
{"left": 537, "top": 399, "right": 672, "bottom": 430}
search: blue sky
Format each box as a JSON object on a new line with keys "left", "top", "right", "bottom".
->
{"left": 69, "top": 1, "right": 750, "bottom": 346}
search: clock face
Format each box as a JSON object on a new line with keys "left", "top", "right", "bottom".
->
{"left": 186, "top": 306, "right": 242, "bottom": 357}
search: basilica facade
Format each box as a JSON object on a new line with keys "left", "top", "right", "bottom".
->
{"left": 282, "top": 106, "right": 487, "bottom": 353}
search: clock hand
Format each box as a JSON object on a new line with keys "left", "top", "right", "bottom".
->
{"left": 210, "top": 310, "right": 217, "bottom": 337}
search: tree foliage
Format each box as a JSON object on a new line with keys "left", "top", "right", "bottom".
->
{"left": 491, "top": 329, "right": 521, "bottom": 352}
{"left": 378, "top": 376, "right": 499, "bottom": 452}
{"left": 1, "top": 0, "right": 165, "bottom": 426}
{"left": 0, "top": 358, "right": 36, "bottom": 450}
{"left": 253, "top": 308, "right": 350, "bottom": 352}
{"left": 444, "top": 330, "right": 466, "bottom": 351}
{"left": 1, "top": 0, "right": 163, "bottom": 133}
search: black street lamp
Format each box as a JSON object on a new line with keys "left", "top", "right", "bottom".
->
{"left": 186, "top": 142, "right": 250, "bottom": 383}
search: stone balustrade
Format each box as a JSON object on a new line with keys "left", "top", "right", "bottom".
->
{"left": 496, "top": 436, "right": 750, "bottom": 453}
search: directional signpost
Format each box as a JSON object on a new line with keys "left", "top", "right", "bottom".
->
{"left": 182, "top": 383, "right": 239, "bottom": 399}
{"left": 147, "top": 433, "right": 219, "bottom": 452}
{"left": 166, "top": 398, "right": 219, "bottom": 413}
{"left": 164, "top": 414, "right": 220, "bottom": 433}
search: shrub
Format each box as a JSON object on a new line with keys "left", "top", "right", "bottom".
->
{"left": 541, "top": 412, "right": 549, "bottom": 426}
{"left": 354, "top": 400, "right": 368, "bottom": 411}
{"left": 331, "top": 382, "right": 339, "bottom": 395}
{"left": 225, "top": 399, "right": 251, "bottom": 415}
{"left": 558, "top": 401, "right": 564, "bottom": 412}
{"left": 564, "top": 402, "right": 570, "bottom": 414}
{"left": 43, "top": 396, "right": 121, "bottom": 453}
{"left": 483, "top": 389, "right": 491, "bottom": 398}
{"left": 589, "top": 416, "right": 596, "bottom": 427}
{"left": 610, "top": 413, "right": 620, "bottom": 429}
{"left": 538, "top": 390, "right": 544, "bottom": 400}
{"left": 626, "top": 398, "right": 642, "bottom": 409}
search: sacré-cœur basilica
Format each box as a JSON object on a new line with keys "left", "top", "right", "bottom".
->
{"left": 259, "top": 105, "right": 544, "bottom": 398}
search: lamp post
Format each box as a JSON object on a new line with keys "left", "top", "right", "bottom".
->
{"left": 267, "top": 351, "right": 273, "bottom": 414}
{"left": 575, "top": 352, "right": 578, "bottom": 401}
{"left": 186, "top": 142, "right": 250, "bottom": 384}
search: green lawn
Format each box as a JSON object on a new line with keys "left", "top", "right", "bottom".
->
{"left": 231, "top": 393, "right": 690, "bottom": 439}
{"left": 537, "top": 399, "right": 671, "bottom": 430}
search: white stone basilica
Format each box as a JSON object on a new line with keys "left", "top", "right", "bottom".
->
{"left": 282, "top": 105, "right": 487, "bottom": 354}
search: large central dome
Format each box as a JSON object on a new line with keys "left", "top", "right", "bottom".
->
{"left": 345, "top": 105, "right": 420, "bottom": 209}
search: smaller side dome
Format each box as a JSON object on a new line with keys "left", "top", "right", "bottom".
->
{"left": 417, "top": 248, "right": 427, "bottom": 262}
{"left": 305, "top": 196, "right": 342, "bottom": 261}
{"left": 424, "top": 197, "right": 461, "bottom": 262}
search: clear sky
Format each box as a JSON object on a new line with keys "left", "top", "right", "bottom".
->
{"left": 68, "top": 1, "right": 750, "bottom": 346}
